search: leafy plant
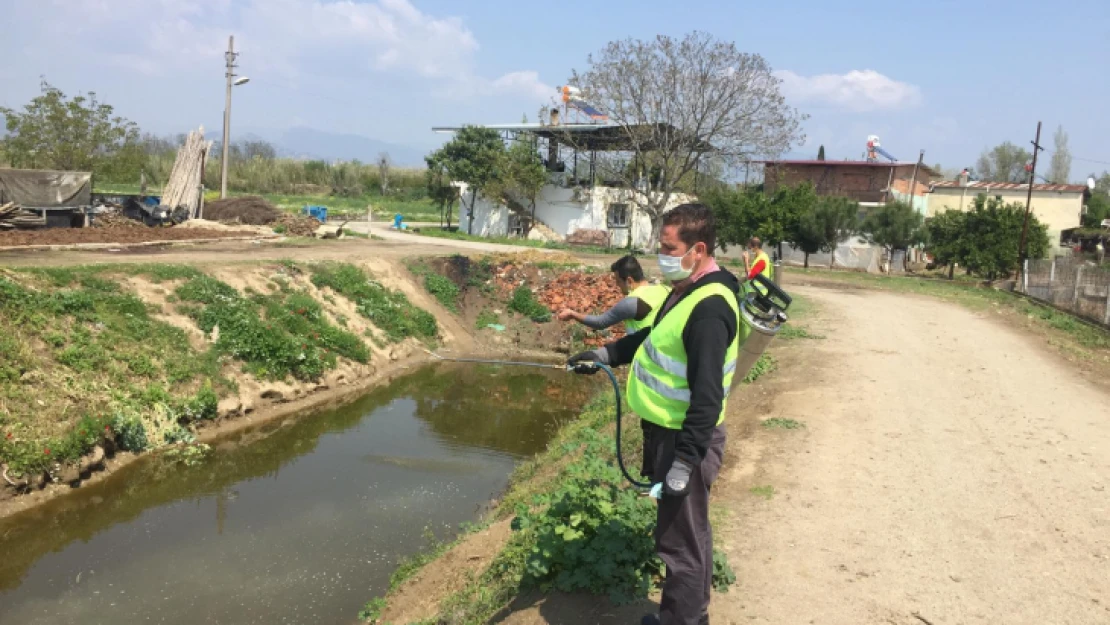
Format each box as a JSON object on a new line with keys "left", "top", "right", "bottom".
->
{"left": 712, "top": 548, "right": 737, "bottom": 592}
{"left": 423, "top": 273, "right": 460, "bottom": 312}
{"left": 750, "top": 485, "right": 776, "bottom": 500}
{"left": 112, "top": 413, "right": 150, "bottom": 452}
{"left": 309, "top": 263, "right": 438, "bottom": 342}
{"left": 357, "top": 597, "right": 387, "bottom": 622}
{"left": 778, "top": 325, "right": 822, "bottom": 340}
{"left": 762, "top": 417, "right": 805, "bottom": 430}
{"left": 742, "top": 353, "right": 776, "bottom": 384}
{"left": 508, "top": 286, "right": 551, "bottom": 322}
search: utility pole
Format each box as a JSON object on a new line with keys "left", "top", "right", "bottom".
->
{"left": 220, "top": 35, "right": 238, "bottom": 199}
{"left": 1017, "top": 121, "right": 1044, "bottom": 283}
{"left": 906, "top": 150, "right": 924, "bottom": 263}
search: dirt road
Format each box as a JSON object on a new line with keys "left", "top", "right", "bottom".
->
{"left": 714, "top": 285, "right": 1109, "bottom": 625}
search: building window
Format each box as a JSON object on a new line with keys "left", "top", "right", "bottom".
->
{"left": 607, "top": 203, "right": 629, "bottom": 228}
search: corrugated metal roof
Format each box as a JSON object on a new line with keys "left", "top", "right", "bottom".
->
{"left": 930, "top": 180, "right": 1088, "bottom": 193}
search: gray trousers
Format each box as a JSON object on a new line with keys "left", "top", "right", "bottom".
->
{"left": 643, "top": 423, "right": 727, "bottom": 625}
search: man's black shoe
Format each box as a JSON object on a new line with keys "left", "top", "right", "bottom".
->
{"left": 640, "top": 615, "right": 660, "bottom": 625}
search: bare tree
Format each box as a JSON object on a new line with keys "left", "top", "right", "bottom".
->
{"left": 377, "top": 152, "right": 391, "bottom": 195}
{"left": 567, "top": 31, "right": 805, "bottom": 247}
{"left": 1049, "top": 125, "right": 1072, "bottom": 184}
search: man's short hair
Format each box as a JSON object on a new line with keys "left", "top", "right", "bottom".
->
{"left": 610, "top": 255, "right": 645, "bottom": 282}
{"left": 660, "top": 203, "right": 716, "bottom": 254}
{"left": 749, "top": 237, "right": 762, "bottom": 249}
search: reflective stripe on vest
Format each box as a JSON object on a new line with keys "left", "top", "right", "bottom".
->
{"left": 627, "top": 281, "right": 740, "bottom": 430}
{"left": 625, "top": 283, "right": 670, "bottom": 333}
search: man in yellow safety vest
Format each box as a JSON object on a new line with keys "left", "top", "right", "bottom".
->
{"left": 557, "top": 255, "right": 670, "bottom": 334}
{"left": 569, "top": 204, "right": 739, "bottom": 625}
{"left": 742, "top": 237, "right": 772, "bottom": 292}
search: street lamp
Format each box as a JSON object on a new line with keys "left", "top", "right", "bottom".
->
{"left": 220, "top": 35, "right": 249, "bottom": 199}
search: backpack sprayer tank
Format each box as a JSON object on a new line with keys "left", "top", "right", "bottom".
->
{"left": 731, "top": 273, "right": 792, "bottom": 393}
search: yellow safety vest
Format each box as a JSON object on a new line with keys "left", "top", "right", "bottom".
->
{"left": 625, "top": 284, "right": 670, "bottom": 333}
{"left": 753, "top": 250, "right": 773, "bottom": 282}
{"left": 627, "top": 282, "right": 740, "bottom": 430}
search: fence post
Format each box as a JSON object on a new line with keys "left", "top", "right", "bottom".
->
{"left": 1048, "top": 259, "right": 1055, "bottom": 299}
{"left": 1072, "top": 266, "right": 1084, "bottom": 308}
{"left": 1104, "top": 282, "right": 1110, "bottom": 326}
{"left": 1022, "top": 259, "right": 1029, "bottom": 293}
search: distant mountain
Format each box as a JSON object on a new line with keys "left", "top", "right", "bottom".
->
{"left": 278, "top": 127, "right": 426, "bottom": 167}
{"left": 210, "top": 127, "right": 427, "bottom": 167}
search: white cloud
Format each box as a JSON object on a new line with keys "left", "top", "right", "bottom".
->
{"left": 775, "top": 69, "right": 922, "bottom": 112}
{"left": 490, "top": 71, "right": 554, "bottom": 101}
{"left": 14, "top": 0, "right": 538, "bottom": 94}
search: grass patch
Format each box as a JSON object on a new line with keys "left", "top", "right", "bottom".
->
{"left": 475, "top": 309, "right": 500, "bottom": 330}
{"left": 762, "top": 417, "right": 805, "bottom": 430}
{"left": 0, "top": 269, "right": 226, "bottom": 477}
{"left": 742, "top": 353, "right": 776, "bottom": 384}
{"left": 779, "top": 324, "right": 823, "bottom": 340}
{"left": 341, "top": 228, "right": 370, "bottom": 239}
{"left": 308, "top": 262, "right": 437, "bottom": 342}
{"left": 174, "top": 274, "right": 369, "bottom": 381}
{"left": 508, "top": 286, "right": 551, "bottom": 322}
{"left": 422, "top": 273, "right": 460, "bottom": 312}
{"left": 750, "top": 485, "right": 776, "bottom": 500}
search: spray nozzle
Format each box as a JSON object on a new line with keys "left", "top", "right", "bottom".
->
{"left": 567, "top": 361, "right": 601, "bottom": 375}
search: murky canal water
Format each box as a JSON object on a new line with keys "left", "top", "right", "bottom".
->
{"left": 0, "top": 363, "right": 594, "bottom": 624}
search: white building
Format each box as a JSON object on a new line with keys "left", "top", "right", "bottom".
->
{"left": 434, "top": 122, "right": 700, "bottom": 250}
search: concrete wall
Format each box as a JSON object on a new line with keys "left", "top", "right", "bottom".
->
{"left": 925, "top": 188, "right": 1084, "bottom": 247}
{"left": 457, "top": 180, "right": 691, "bottom": 250}
{"left": 765, "top": 163, "right": 930, "bottom": 204}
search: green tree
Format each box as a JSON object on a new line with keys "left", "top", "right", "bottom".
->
{"left": 860, "top": 200, "right": 924, "bottom": 271}
{"left": 0, "top": 80, "right": 143, "bottom": 179}
{"left": 1083, "top": 191, "right": 1110, "bottom": 228}
{"left": 791, "top": 196, "right": 858, "bottom": 269}
{"left": 487, "top": 139, "right": 547, "bottom": 236}
{"left": 1049, "top": 125, "right": 1071, "bottom": 184}
{"left": 961, "top": 194, "right": 1048, "bottom": 280}
{"left": 428, "top": 126, "right": 506, "bottom": 235}
{"left": 424, "top": 153, "right": 459, "bottom": 229}
{"left": 975, "top": 141, "right": 1031, "bottom": 183}
{"left": 705, "top": 182, "right": 813, "bottom": 256}
{"left": 924, "top": 210, "right": 969, "bottom": 279}
{"left": 817, "top": 145, "right": 825, "bottom": 161}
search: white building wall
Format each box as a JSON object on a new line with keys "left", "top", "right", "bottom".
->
{"left": 453, "top": 180, "right": 692, "bottom": 249}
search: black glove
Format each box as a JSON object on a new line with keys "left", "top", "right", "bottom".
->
{"left": 567, "top": 350, "right": 600, "bottom": 375}
{"left": 663, "top": 458, "right": 695, "bottom": 497}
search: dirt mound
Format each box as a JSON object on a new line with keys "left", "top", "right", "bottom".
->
{"left": 203, "top": 196, "right": 282, "bottom": 225}
{"left": 273, "top": 214, "right": 321, "bottom": 237}
{"left": 92, "top": 213, "right": 145, "bottom": 229}
{"left": 0, "top": 226, "right": 262, "bottom": 248}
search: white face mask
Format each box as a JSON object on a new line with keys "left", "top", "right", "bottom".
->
{"left": 658, "top": 248, "right": 694, "bottom": 282}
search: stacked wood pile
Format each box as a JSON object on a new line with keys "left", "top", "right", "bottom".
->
{"left": 0, "top": 202, "right": 46, "bottom": 230}
{"left": 160, "top": 127, "right": 211, "bottom": 217}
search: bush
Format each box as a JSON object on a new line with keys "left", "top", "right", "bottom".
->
{"left": 509, "top": 286, "right": 551, "bottom": 322}
{"left": 112, "top": 413, "right": 150, "bottom": 452}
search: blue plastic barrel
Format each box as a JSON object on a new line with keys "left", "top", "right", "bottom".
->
{"left": 302, "top": 205, "right": 328, "bottom": 222}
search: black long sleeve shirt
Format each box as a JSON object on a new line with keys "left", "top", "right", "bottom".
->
{"left": 603, "top": 268, "right": 740, "bottom": 465}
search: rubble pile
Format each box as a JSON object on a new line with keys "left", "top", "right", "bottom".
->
{"left": 273, "top": 214, "right": 322, "bottom": 237}
{"left": 92, "top": 213, "right": 145, "bottom": 229}
{"left": 536, "top": 272, "right": 625, "bottom": 316}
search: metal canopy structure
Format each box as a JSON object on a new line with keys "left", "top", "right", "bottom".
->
{"left": 431, "top": 123, "right": 713, "bottom": 153}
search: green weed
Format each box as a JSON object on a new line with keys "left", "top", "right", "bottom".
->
{"left": 423, "top": 273, "right": 460, "bottom": 312}
{"left": 508, "top": 286, "right": 551, "bottom": 322}
{"left": 778, "top": 325, "right": 823, "bottom": 340}
{"left": 475, "top": 309, "right": 500, "bottom": 330}
{"left": 742, "top": 353, "right": 776, "bottom": 384}
{"left": 762, "top": 417, "right": 805, "bottom": 430}
{"left": 310, "top": 262, "right": 437, "bottom": 342}
{"left": 750, "top": 485, "right": 776, "bottom": 500}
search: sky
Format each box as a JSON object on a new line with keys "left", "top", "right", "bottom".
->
{"left": 1, "top": 0, "right": 1109, "bottom": 178}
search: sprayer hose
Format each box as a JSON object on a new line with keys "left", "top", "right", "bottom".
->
{"left": 593, "top": 362, "right": 653, "bottom": 490}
